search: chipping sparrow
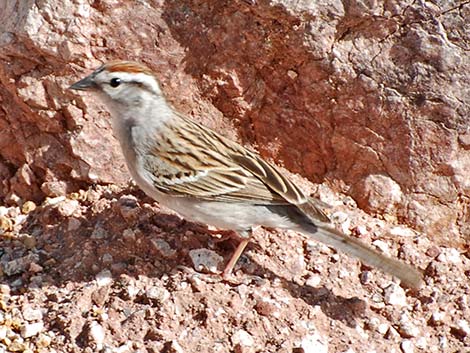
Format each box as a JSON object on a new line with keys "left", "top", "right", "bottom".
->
{"left": 70, "top": 61, "right": 422, "bottom": 289}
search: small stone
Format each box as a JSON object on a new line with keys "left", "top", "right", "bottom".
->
{"left": 400, "top": 340, "right": 414, "bottom": 353}
{"left": 287, "top": 70, "right": 298, "bottom": 79}
{"left": 430, "top": 311, "right": 445, "bottom": 326}
{"left": 359, "top": 270, "right": 372, "bottom": 285}
{"left": 0, "top": 326, "right": 7, "bottom": 340}
{"left": 145, "top": 286, "right": 170, "bottom": 303}
{"left": 425, "top": 246, "right": 441, "bottom": 257}
{"left": 305, "top": 274, "right": 322, "bottom": 287}
{"left": 166, "top": 340, "right": 184, "bottom": 353}
{"left": 452, "top": 319, "right": 470, "bottom": 337}
{"left": 22, "top": 306, "right": 43, "bottom": 321}
{"left": 297, "top": 330, "right": 328, "bottom": 353}
{"left": 21, "top": 201, "right": 36, "bottom": 214}
{"left": 352, "top": 225, "right": 368, "bottom": 237}
{"left": 91, "top": 226, "right": 108, "bottom": 240}
{"left": 0, "top": 206, "right": 8, "bottom": 217}
{"left": 254, "top": 300, "right": 279, "bottom": 318}
{"left": 68, "top": 218, "right": 81, "bottom": 231}
{"left": 436, "top": 248, "right": 461, "bottom": 264}
{"left": 89, "top": 321, "right": 105, "bottom": 346}
{"left": 36, "top": 333, "right": 52, "bottom": 347}
{"left": 383, "top": 283, "right": 407, "bottom": 307}
{"left": 95, "top": 269, "right": 113, "bottom": 286}
{"left": 41, "top": 181, "right": 67, "bottom": 197}
{"left": 372, "top": 240, "right": 390, "bottom": 255}
{"left": 0, "top": 216, "right": 13, "bottom": 232}
{"left": 385, "top": 326, "right": 400, "bottom": 340}
{"left": 415, "top": 337, "right": 427, "bottom": 349}
{"left": 365, "top": 317, "right": 380, "bottom": 331}
{"left": 189, "top": 249, "right": 224, "bottom": 273}
{"left": 118, "top": 195, "right": 140, "bottom": 221}
{"left": 0, "top": 284, "right": 10, "bottom": 294}
{"left": 389, "top": 226, "right": 415, "bottom": 237}
{"left": 19, "top": 234, "right": 36, "bottom": 249}
{"left": 2, "top": 254, "right": 39, "bottom": 276}
{"left": 398, "top": 314, "right": 420, "bottom": 338}
{"left": 122, "top": 228, "right": 137, "bottom": 242}
{"left": 151, "top": 238, "right": 176, "bottom": 258}
{"left": 378, "top": 323, "right": 389, "bottom": 335}
{"left": 57, "top": 199, "right": 80, "bottom": 217}
{"left": 43, "top": 196, "right": 66, "bottom": 206}
{"left": 231, "top": 329, "right": 254, "bottom": 347}
{"left": 8, "top": 340, "right": 28, "bottom": 352}
{"left": 101, "top": 253, "right": 113, "bottom": 264}
{"left": 20, "top": 322, "right": 44, "bottom": 338}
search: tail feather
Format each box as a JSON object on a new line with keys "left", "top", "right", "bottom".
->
{"left": 298, "top": 222, "right": 423, "bottom": 289}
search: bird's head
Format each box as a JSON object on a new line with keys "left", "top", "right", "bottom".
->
{"left": 69, "top": 61, "right": 164, "bottom": 109}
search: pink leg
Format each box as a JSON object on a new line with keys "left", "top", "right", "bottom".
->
{"left": 222, "top": 239, "right": 250, "bottom": 278}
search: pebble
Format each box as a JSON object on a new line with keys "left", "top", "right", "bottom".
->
{"left": 389, "top": 226, "right": 415, "bottom": 237}
{"left": 22, "top": 306, "right": 43, "bottom": 321}
{"left": 0, "top": 326, "right": 6, "bottom": 340}
{"left": 21, "top": 201, "right": 36, "bottom": 214}
{"left": 383, "top": 283, "right": 407, "bottom": 307}
{"left": 400, "top": 340, "right": 413, "bottom": 353}
{"left": 437, "top": 248, "right": 461, "bottom": 264}
{"left": 122, "top": 228, "right": 137, "bottom": 242}
{"left": 298, "top": 330, "right": 328, "bottom": 353}
{"left": 415, "top": 337, "right": 427, "bottom": 349}
{"left": 372, "top": 240, "right": 390, "bottom": 255}
{"left": 57, "top": 199, "right": 80, "bottom": 217}
{"left": 68, "top": 218, "right": 81, "bottom": 231}
{"left": 398, "top": 314, "right": 420, "bottom": 338}
{"left": 95, "top": 269, "right": 113, "bottom": 286}
{"left": 118, "top": 195, "right": 140, "bottom": 221}
{"left": 101, "top": 253, "right": 113, "bottom": 264}
{"left": 91, "top": 226, "right": 108, "bottom": 240}
{"left": 2, "top": 254, "right": 39, "bottom": 276}
{"left": 0, "top": 206, "right": 8, "bottom": 217}
{"left": 231, "top": 329, "right": 254, "bottom": 347}
{"left": 425, "top": 246, "right": 441, "bottom": 257}
{"left": 145, "top": 286, "right": 170, "bottom": 303}
{"left": 0, "top": 216, "right": 13, "bottom": 233}
{"left": 377, "top": 323, "right": 389, "bottom": 335}
{"left": 89, "top": 321, "right": 105, "bottom": 346}
{"left": 452, "top": 319, "right": 470, "bottom": 337}
{"left": 18, "top": 233, "right": 36, "bottom": 249}
{"left": 151, "top": 239, "right": 176, "bottom": 258}
{"left": 430, "top": 311, "right": 445, "bottom": 326}
{"left": 20, "top": 322, "right": 44, "bottom": 338}
{"left": 7, "top": 340, "right": 28, "bottom": 352}
{"left": 305, "top": 274, "right": 322, "bottom": 287}
{"left": 43, "top": 196, "right": 66, "bottom": 206}
{"left": 365, "top": 317, "right": 380, "bottom": 331}
{"left": 36, "top": 333, "right": 52, "bottom": 348}
{"left": 189, "top": 249, "right": 224, "bottom": 273}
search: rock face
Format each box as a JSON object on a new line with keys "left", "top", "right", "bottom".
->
{"left": 0, "top": 0, "right": 468, "bottom": 243}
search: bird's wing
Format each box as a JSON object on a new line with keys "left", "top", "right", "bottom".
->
{"left": 142, "top": 116, "right": 325, "bottom": 213}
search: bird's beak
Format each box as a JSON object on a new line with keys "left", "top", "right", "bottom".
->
{"left": 69, "top": 74, "right": 98, "bottom": 91}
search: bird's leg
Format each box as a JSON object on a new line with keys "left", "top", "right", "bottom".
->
{"left": 222, "top": 230, "right": 251, "bottom": 278}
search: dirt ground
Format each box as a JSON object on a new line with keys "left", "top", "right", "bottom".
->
{"left": 0, "top": 178, "right": 469, "bottom": 352}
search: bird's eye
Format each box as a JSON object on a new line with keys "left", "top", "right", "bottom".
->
{"left": 109, "top": 78, "right": 121, "bottom": 88}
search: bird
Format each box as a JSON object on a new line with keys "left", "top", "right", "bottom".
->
{"left": 69, "top": 60, "right": 423, "bottom": 289}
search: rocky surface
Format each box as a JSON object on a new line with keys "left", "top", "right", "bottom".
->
{"left": 0, "top": 184, "right": 469, "bottom": 352}
{"left": 0, "top": 0, "right": 469, "bottom": 352}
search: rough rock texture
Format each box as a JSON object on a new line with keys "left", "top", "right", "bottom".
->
{"left": 0, "top": 0, "right": 469, "bottom": 351}
{"left": 1, "top": 185, "right": 470, "bottom": 352}
{"left": 0, "top": 0, "right": 469, "bottom": 244}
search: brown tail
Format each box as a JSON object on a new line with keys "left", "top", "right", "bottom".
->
{"left": 297, "top": 221, "right": 423, "bottom": 289}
